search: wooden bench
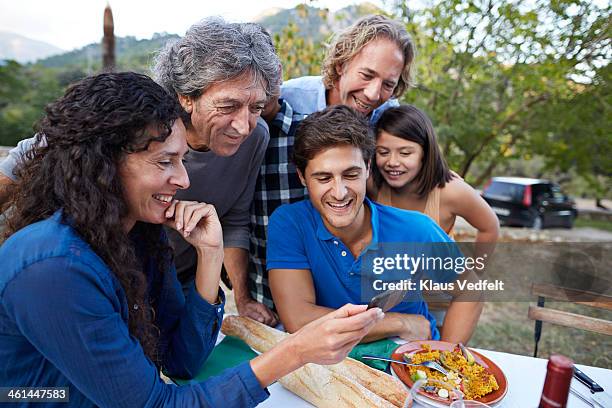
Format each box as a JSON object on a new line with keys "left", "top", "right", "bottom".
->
{"left": 528, "top": 282, "right": 612, "bottom": 357}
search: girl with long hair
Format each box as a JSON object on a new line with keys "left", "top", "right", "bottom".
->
{"left": 369, "top": 105, "right": 499, "bottom": 244}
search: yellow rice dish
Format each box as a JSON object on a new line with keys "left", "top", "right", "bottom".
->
{"left": 406, "top": 344, "right": 499, "bottom": 400}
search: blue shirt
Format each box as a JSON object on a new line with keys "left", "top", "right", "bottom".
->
{"left": 0, "top": 211, "right": 269, "bottom": 407}
{"left": 280, "top": 76, "right": 399, "bottom": 124}
{"left": 267, "top": 199, "right": 456, "bottom": 339}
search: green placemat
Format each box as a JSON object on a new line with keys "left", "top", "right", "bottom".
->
{"left": 172, "top": 335, "right": 397, "bottom": 384}
{"left": 172, "top": 335, "right": 258, "bottom": 384}
{"left": 348, "top": 338, "right": 398, "bottom": 371}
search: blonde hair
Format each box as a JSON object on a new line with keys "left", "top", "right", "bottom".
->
{"left": 322, "top": 15, "right": 415, "bottom": 98}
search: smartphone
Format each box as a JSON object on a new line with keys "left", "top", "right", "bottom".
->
{"left": 367, "top": 288, "right": 408, "bottom": 312}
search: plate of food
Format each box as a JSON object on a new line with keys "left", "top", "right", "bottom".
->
{"left": 390, "top": 340, "right": 507, "bottom": 406}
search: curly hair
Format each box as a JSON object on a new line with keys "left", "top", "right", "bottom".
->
{"left": 293, "top": 105, "right": 374, "bottom": 174}
{"left": 3, "top": 72, "right": 183, "bottom": 365}
{"left": 321, "top": 15, "right": 415, "bottom": 99}
{"left": 152, "top": 17, "right": 281, "bottom": 101}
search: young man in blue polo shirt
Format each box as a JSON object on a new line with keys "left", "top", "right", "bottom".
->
{"left": 267, "top": 105, "right": 482, "bottom": 343}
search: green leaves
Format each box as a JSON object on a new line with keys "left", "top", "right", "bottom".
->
{"left": 273, "top": 21, "right": 325, "bottom": 80}
{"left": 395, "top": 0, "right": 609, "bottom": 194}
{"left": 0, "top": 61, "right": 62, "bottom": 145}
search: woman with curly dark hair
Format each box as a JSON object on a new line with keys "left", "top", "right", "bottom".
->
{"left": 0, "top": 72, "right": 383, "bottom": 407}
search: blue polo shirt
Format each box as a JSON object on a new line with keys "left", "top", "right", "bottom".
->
{"left": 267, "top": 198, "right": 456, "bottom": 340}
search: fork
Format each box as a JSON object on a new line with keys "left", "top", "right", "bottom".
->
{"left": 361, "top": 354, "right": 449, "bottom": 376}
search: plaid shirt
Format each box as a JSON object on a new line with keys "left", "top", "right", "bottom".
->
{"left": 248, "top": 99, "right": 307, "bottom": 308}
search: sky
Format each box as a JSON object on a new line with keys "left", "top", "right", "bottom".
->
{"left": 0, "top": 0, "right": 386, "bottom": 51}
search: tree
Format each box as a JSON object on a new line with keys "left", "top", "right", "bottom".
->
{"left": 390, "top": 0, "right": 610, "bottom": 189}
{"left": 0, "top": 61, "right": 62, "bottom": 146}
{"left": 530, "top": 63, "right": 611, "bottom": 200}
{"left": 273, "top": 18, "right": 326, "bottom": 80}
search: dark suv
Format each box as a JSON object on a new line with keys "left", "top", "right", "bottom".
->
{"left": 481, "top": 177, "right": 577, "bottom": 229}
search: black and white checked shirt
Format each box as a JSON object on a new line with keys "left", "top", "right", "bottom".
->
{"left": 248, "top": 99, "right": 308, "bottom": 308}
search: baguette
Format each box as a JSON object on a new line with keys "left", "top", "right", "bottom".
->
{"left": 328, "top": 358, "right": 408, "bottom": 408}
{"left": 222, "top": 314, "right": 283, "bottom": 353}
{"left": 279, "top": 363, "right": 397, "bottom": 408}
{"left": 221, "top": 316, "right": 409, "bottom": 408}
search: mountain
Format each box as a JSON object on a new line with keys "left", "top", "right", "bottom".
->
{"left": 37, "top": 33, "right": 180, "bottom": 72}
{"left": 0, "top": 31, "right": 64, "bottom": 63}
{"left": 252, "top": 7, "right": 284, "bottom": 22}
{"left": 255, "top": 2, "right": 384, "bottom": 42}
{"left": 16, "top": 2, "right": 381, "bottom": 71}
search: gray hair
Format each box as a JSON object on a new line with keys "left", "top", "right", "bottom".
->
{"left": 153, "top": 17, "right": 281, "bottom": 99}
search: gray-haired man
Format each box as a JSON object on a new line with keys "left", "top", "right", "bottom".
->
{"left": 152, "top": 18, "right": 280, "bottom": 325}
{"left": 0, "top": 18, "right": 280, "bottom": 326}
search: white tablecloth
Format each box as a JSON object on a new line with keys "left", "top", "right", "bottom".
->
{"left": 259, "top": 347, "right": 612, "bottom": 407}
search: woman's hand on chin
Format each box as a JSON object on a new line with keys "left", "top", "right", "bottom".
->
{"left": 164, "top": 200, "right": 223, "bottom": 251}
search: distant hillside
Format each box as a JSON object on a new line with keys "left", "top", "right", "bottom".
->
{"left": 28, "top": 3, "right": 382, "bottom": 70}
{"left": 255, "top": 2, "right": 384, "bottom": 42}
{"left": 0, "top": 31, "right": 64, "bottom": 63}
{"left": 37, "top": 33, "right": 180, "bottom": 73}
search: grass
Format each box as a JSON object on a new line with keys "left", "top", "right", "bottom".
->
{"left": 469, "top": 301, "right": 612, "bottom": 369}
{"left": 575, "top": 217, "right": 612, "bottom": 232}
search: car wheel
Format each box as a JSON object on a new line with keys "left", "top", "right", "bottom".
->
{"left": 563, "top": 216, "right": 574, "bottom": 229}
{"left": 532, "top": 215, "right": 543, "bottom": 230}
